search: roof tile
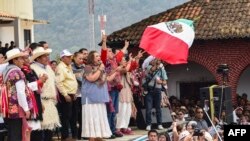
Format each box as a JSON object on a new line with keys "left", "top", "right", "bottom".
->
{"left": 107, "top": 0, "right": 250, "bottom": 46}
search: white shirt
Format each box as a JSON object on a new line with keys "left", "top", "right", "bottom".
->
{"left": 0, "top": 63, "right": 8, "bottom": 73}
{"left": 16, "top": 80, "right": 29, "bottom": 112}
{"left": 142, "top": 55, "right": 155, "bottom": 70}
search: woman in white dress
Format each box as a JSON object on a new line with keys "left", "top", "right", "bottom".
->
{"left": 81, "top": 51, "right": 117, "bottom": 141}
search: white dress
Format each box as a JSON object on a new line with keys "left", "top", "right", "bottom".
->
{"left": 81, "top": 99, "right": 112, "bottom": 138}
{"left": 116, "top": 74, "right": 133, "bottom": 129}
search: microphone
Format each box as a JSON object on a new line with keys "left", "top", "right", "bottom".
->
{"left": 98, "top": 60, "right": 102, "bottom": 66}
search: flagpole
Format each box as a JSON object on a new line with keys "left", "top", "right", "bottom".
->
{"left": 203, "top": 100, "right": 223, "bottom": 141}
{"left": 92, "top": 13, "right": 95, "bottom": 50}
{"left": 88, "top": 0, "right": 95, "bottom": 51}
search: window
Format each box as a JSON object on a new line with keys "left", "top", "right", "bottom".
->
{"left": 24, "top": 29, "right": 31, "bottom": 47}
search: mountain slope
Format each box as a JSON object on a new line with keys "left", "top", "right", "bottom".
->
{"left": 33, "top": 0, "right": 188, "bottom": 58}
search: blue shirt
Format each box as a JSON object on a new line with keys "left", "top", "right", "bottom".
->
{"left": 81, "top": 79, "right": 110, "bottom": 104}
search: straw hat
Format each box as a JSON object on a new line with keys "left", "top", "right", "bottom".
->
{"left": 30, "top": 47, "right": 52, "bottom": 62}
{"left": 4, "top": 48, "right": 27, "bottom": 63}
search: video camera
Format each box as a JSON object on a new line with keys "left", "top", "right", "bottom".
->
{"left": 193, "top": 128, "right": 203, "bottom": 136}
{"left": 216, "top": 64, "right": 229, "bottom": 74}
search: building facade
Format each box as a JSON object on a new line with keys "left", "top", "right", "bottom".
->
{"left": 0, "top": 0, "right": 47, "bottom": 48}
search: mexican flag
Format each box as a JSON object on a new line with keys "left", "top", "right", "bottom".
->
{"left": 139, "top": 19, "right": 195, "bottom": 64}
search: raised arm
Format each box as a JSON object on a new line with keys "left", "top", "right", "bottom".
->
{"left": 101, "top": 34, "right": 107, "bottom": 65}
{"left": 129, "top": 50, "right": 144, "bottom": 72}
{"left": 120, "top": 40, "right": 129, "bottom": 54}
{"left": 125, "top": 53, "right": 133, "bottom": 72}
{"left": 101, "top": 34, "right": 107, "bottom": 51}
{"left": 115, "top": 40, "right": 129, "bottom": 63}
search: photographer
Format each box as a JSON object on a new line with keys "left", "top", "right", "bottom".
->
{"left": 183, "top": 121, "right": 213, "bottom": 141}
{"left": 143, "top": 59, "right": 168, "bottom": 131}
{"left": 183, "top": 131, "right": 213, "bottom": 141}
{"left": 194, "top": 107, "right": 209, "bottom": 131}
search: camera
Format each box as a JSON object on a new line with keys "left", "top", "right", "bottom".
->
{"left": 216, "top": 64, "right": 229, "bottom": 84}
{"left": 216, "top": 64, "right": 229, "bottom": 74}
{"left": 193, "top": 128, "right": 203, "bottom": 136}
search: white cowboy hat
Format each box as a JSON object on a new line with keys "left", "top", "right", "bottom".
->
{"left": 30, "top": 47, "right": 52, "bottom": 62}
{"left": 4, "top": 48, "right": 28, "bottom": 63}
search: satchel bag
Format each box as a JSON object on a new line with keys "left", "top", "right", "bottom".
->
{"left": 141, "top": 69, "right": 160, "bottom": 96}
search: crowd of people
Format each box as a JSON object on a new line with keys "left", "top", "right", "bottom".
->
{"left": 0, "top": 37, "right": 249, "bottom": 141}
{"left": 144, "top": 93, "right": 250, "bottom": 141}
{"left": 0, "top": 35, "right": 169, "bottom": 141}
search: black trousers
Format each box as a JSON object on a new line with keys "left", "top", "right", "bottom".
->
{"left": 77, "top": 97, "right": 82, "bottom": 139}
{"left": 59, "top": 94, "right": 78, "bottom": 139}
{"left": 43, "top": 130, "right": 53, "bottom": 141}
{"left": 31, "top": 130, "right": 43, "bottom": 141}
{"left": 5, "top": 118, "right": 22, "bottom": 141}
{"left": 0, "top": 123, "right": 7, "bottom": 141}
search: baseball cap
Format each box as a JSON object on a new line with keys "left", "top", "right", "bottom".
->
{"left": 60, "top": 49, "right": 73, "bottom": 58}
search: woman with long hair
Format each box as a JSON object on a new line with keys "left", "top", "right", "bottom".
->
{"left": 81, "top": 51, "right": 117, "bottom": 141}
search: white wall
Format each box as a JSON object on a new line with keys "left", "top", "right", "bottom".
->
{"left": 0, "top": 19, "right": 34, "bottom": 49}
{"left": 0, "top": 0, "right": 15, "bottom": 14}
{"left": 0, "top": 0, "right": 33, "bottom": 19}
{"left": 167, "top": 62, "right": 215, "bottom": 98}
{"left": 0, "top": 27, "right": 14, "bottom": 44}
{"left": 0, "top": 0, "right": 35, "bottom": 49}
{"left": 237, "top": 67, "right": 250, "bottom": 99}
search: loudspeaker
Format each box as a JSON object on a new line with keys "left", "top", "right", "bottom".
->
{"left": 200, "top": 86, "right": 233, "bottom": 124}
{"left": 137, "top": 107, "right": 173, "bottom": 129}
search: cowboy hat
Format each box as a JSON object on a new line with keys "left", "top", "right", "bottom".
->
{"left": 30, "top": 47, "right": 52, "bottom": 62}
{"left": 4, "top": 48, "right": 28, "bottom": 63}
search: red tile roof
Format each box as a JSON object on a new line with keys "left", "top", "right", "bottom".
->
{"left": 107, "top": 0, "right": 250, "bottom": 46}
{"left": 0, "top": 11, "right": 16, "bottom": 19}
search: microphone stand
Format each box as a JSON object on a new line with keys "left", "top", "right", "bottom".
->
{"left": 203, "top": 100, "right": 223, "bottom": 141}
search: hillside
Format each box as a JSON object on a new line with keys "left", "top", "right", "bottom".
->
{"left": 33, "top": 0, "right": 188, "bottom": 58}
